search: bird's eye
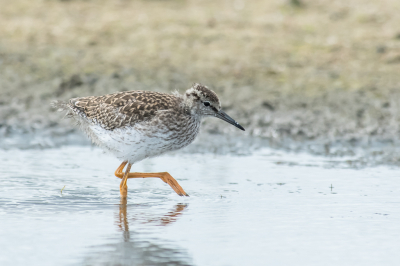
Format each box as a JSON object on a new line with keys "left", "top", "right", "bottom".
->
{"left": 203, "top": 102, "right": 211, "bottom": 107}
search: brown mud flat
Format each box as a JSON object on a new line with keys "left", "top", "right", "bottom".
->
{"left": 1, "top": 0, "right": 400, "bottom": 165}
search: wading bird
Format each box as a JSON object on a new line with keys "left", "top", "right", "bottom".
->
{"left": 53, "top": 83, "right": 245, "bottom": 198}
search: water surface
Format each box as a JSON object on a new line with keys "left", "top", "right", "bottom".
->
{"left": 1, "top": 147, "right": 399, "bottom": 266}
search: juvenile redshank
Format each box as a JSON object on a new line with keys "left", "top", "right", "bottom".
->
{"left": 52, "top": 83, "right": 245, "bottom": 197}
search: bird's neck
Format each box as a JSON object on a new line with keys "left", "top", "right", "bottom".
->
{"left": 178, "top": 95, "right": 198, "bottom": 117}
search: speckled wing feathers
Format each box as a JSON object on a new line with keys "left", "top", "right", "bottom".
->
{"left": 70, "top": 91, "right": 181, "bottom": 130}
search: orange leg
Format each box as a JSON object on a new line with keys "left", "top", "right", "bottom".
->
{"left": 114, "top": 162, "right": 189, "bottom": 197}
{"left": 115, "top": 161, "right": 128, "bottom": 178}
{"left": 119, "top": 163, "right": 132, "bottom": 198}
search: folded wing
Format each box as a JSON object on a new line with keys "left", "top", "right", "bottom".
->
{"left": 70, "top": 91, "right": 180, "bottom": 130}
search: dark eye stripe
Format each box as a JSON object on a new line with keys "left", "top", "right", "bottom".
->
{"left": 203, "top": 102, "right": 210, "bottom": 107}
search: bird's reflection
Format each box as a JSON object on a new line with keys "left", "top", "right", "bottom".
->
{"left": 116, "top": 197, "right": 188, "bottom": 241}
{"left": 83, "top": 200, "right": 192, "bottom": 265}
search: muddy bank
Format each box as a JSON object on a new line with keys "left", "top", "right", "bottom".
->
{"left": 1, "top": 0, "right": 400, "bottom": 165}
{"left": 1, "top": 69, "right": 400, "bottom": 167}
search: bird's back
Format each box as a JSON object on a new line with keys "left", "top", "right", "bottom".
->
{"left": 69, "top": 90, "right": 182, "bottom": 130}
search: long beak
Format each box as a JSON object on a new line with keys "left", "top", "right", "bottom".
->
{"left": 215, "top": 109, "right": 245, "bottom": 131}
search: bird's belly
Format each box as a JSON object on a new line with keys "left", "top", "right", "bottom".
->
{"left": 88, "top": 121, "right": 200, "bottom": 163}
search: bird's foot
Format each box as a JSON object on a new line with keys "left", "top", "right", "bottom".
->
{"left": 158, "top": 172, "right": 189, "bottom": 197}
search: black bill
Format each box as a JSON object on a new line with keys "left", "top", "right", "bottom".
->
{"left": 215, "top": 110, "right": 245, "bottom": 131}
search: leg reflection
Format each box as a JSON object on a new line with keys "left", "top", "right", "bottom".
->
{"left": 118, "top": 197, "right": 130, "bottom": 241}
{"left": 85, "top": 200, "right": 192, "bottom": 265}
{"left": 116, "top": 200, "right": 188, "bottom": 240}
{"left": 158, "top": 204, "right": 189, "bottom": 226}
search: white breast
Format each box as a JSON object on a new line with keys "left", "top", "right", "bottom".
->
{"left": 87, "top": 115, "right": 201, "bottom": 164}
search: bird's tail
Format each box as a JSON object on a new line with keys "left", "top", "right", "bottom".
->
{"left": 50, "top": 100, "right": 70, "bottom": 111}
{"left": 50, "top": 100, "right": 77, "bottom": 120}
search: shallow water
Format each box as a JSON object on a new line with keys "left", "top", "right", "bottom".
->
{"left": 1, "top": 146, "right": 400, "bottom": 266}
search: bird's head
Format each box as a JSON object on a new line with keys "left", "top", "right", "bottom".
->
{"left": 184, "top": 83, "right": 245, "bottom": 131}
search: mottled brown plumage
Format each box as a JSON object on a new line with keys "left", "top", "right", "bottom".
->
{"left": 70, "top": 91, "right": 182, "bottom": 130}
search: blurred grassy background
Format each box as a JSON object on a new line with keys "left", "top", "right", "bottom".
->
{"left": 1, "top": 0, "right": 400, "bottom": 152}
